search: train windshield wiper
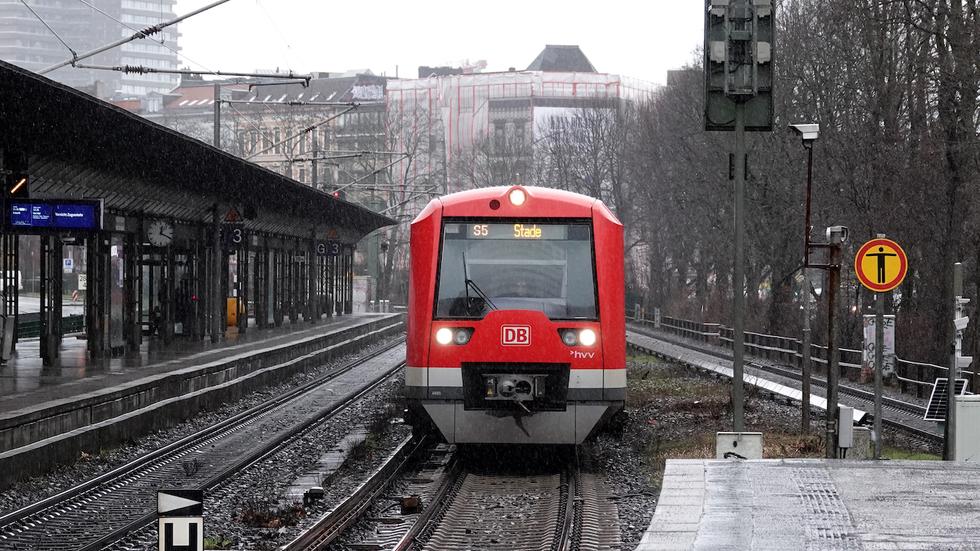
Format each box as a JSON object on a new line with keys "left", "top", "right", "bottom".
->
{"left": 466, "top": 278, "right": 497, "bottom": 311}
{"left": 461, "top": 251, "right": 496, "bottom": 313}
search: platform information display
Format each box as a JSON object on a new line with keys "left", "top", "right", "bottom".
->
{"left": 7, "top": 200, "right": 102, "bottom": 231}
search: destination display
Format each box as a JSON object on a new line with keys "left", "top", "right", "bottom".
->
{"left": 445, "top": 222, "right": 587, "bottom": 241}
{"left": 8, "top": 200, "right": 102, "bottom": 231}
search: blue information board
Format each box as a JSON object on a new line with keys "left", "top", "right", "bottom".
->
{"left": 8, "top": 200, "right": 102, "bottom": 231}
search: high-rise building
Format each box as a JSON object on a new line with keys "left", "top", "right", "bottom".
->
{"left": 0, "top": 0, "right": 179, "bottom": 97}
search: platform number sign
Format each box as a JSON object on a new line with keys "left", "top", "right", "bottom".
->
{"left": 158, "top": 489, "right": 203, "bottom": 551}
{"left": 316, "top": 240, "right": 341, "bottom": 256}
{"left": 222, "top": 224, "right": 245, "bottom": 251}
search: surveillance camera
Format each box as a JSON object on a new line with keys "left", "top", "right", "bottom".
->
{"left": 826, "top": 225, "right": 849, "bottom": 244}
{"left": 789, "top": 123, "right": 820, "bottom": 142}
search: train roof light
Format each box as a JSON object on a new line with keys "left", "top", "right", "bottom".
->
{"left": 509, "top": 188, "right": 526, "bottom": 206}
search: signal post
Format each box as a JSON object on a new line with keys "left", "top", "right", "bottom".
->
{"left": 704, "top": 0, "right": 774, "bottom": 433}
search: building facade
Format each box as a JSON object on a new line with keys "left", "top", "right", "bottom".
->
{"left": 0, "top": 0, "right": 179, "bottom": 97}
{"left": 132, "top": 72, "right": 390, "bottom": 203}
{"left": 386, "top": 45, "right": 653, "bottom": 193}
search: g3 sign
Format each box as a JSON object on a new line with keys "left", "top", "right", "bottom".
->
{"left": 316, "top": 241, "right": 341, "bottom": 257}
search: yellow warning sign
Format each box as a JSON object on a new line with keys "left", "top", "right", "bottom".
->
{"left": 854, "top": 238, "right": 908, "bottom": 293}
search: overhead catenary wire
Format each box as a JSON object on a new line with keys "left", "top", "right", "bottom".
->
{"left": 255, "top": 0, "right": 294, "bottom": 73}
{"left": 75, "top": 0, "right": 215, "bottom": 75}
{"left": 222, "top": 99, "right": 382, "bottom": 107}
{"left": 246, "top": 105, "right": 358, "bottom": 160}
{"left": 223, "top": 101, "right": 276, "bottom": 149}
{"left": 258, "top": 151, "right": 409, "bottom": 163}
{"left": 19, "top": 1, "right": 78, "bottom": 60}
{"left": 72, "top": 63, "right": 313, "bottom": 84}
{"left": 41, "top": 0, "right": 234, "bottom": 75}
{"left": 379, "top": 185, "right": 441, "bottom": 214}
{"left": 331, "top": 156, "right": 408, "bottom": 195}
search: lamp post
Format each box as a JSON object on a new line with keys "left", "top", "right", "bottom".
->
{"left": 790, "top": 123, "right": 819, "bottom": 434}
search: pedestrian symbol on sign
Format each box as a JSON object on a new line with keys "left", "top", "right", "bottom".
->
{"left": 867, "top": 247, "right": 896, "bottom": 284}
{"left": 855, "top": 238, "right": 908, "bottom": 292}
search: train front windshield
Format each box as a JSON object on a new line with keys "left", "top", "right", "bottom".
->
{"left": 435, "top": 221, "right": 598, "bottom": 320}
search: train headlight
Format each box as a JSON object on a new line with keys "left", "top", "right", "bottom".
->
{"left": 436, "top": 327, "right": 473, "bottom": 345}
{"left": 453, "top": 328, "right": 472, "bottom": 345}
{"left": 560, "top": 329, "right": 578, "bottom": 346}
{"left": 509, "top": 188, "right": 526, "bottom": 206}
{"left": 435, "top": 327, "right": 453, "bottom": 345}
{"left": 579, "top": 329, "right": 597, "bottom": 347}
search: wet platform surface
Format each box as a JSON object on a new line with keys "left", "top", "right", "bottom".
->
{"left": 0, "top": 314, "right": 396, "bottom": 414}
{"left": 637, "top": 458, "right": 980, "bottom": 550}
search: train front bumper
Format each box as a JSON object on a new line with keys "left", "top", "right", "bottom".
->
{"left": 421, "top": 400, "right": 623, "bottom": 444}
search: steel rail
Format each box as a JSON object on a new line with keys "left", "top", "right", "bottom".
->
{"left": 393, "top": 457, "right": 578, "bottom": 551}
{"left": 555, "top": 460, "right": 578, "bottom": 551}
{"left": 0, "top": 336, "right": 404, "bottom": 549}
{"left": 0, "top": 335, "right": 404, "bottom": 533}
{"left": 391, "top": 458, "right": 464, "bottom": 551}
{"left": 80, "top": 358, "right": 407, "bottom": 551}
{"left": 282, "top": 435, "right": 427, "bottom": 551}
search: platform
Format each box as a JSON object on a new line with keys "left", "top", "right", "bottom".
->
{"left": 637, "top": 458, "right": 980, "bottom": 550}
{"left": 0, "top": 314, "right": 391, "bottom": 412}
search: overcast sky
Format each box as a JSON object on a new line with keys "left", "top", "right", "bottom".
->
{"left": 175, "top": 1, "right": 704, "bottom": 85}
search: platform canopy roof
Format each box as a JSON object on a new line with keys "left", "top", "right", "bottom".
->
{"left": 0, "top": 60, "right": 394, "bottom": 241}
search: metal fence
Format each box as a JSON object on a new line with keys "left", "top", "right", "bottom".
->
{"left": 15, "top": 314, "right": 85, "bottom": 339}
{"left": 632, "top": 314, "right": 966, "bottom": 399}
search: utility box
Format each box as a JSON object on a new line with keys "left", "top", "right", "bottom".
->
{"left": 955, "top": 396, "right": 980, "bottom": 462}
{"left": 716, "top": 432, "right": 763, "bottom": 459}
{"left": 838, "top": 406, "right": 854, "bottom": 450}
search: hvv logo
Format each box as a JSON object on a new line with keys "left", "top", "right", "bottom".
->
{"left": 501, "top": 325, "right": 531, "bottom": 346}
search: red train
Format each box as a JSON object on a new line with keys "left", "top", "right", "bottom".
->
{"left": 406, "top": 185, "right": 625, "bottom": 444}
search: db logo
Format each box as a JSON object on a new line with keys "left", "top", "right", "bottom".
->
{"left": 501, "top": 325, "right": 531, "bottom": 346}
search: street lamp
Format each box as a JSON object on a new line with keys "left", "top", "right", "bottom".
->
{"left": 790, "top": 122, "right": 851, "bottom": 458}
{"left": 789, "top": 123, "right": 819, "bottom": 436}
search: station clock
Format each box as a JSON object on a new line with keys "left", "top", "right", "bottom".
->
{"left": 146, "top": 219, "right": 174, "bottom": 247}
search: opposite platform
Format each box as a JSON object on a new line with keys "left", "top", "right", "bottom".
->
{"left": 637, "top": 458, "right": 980, "bottom": 550}
{"left": 0, "top": 314, "right": 393, "bottom": 413}
{"left": 0, "top": 313, "right": 404, "bottom": 486}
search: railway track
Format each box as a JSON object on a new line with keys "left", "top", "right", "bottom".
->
{"left": 281, "top": 435, "right": 434, "bottom": 551}
{"left": 280, "top": 437, "right": 459, "bottom": 551}
{"left": 0, "top": 340, "right": 406, "bottom": 551}
{"left": 626, "top": 324, "right": 943, "bottom": 447}
{"left": 285, "top": 442, "right": 620, "bottom": 551}
{"left": 397, "top": 459, "right": 620, "bottom": 551}
{"left": 743, "top": 358, "right": 942, "bottom": 446}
